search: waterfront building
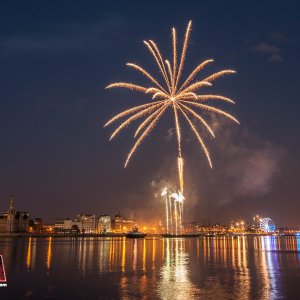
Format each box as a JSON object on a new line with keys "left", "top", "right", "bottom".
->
{"left": 64, "top": 219, "right": 82, "bottom": 233}
{"left": 54, "top": 219, "right": 64, "bottom": 230}
{"left": 77, "top": 214, "right": 96, "bottom": 233}
{"left": 29, "top": 218, "right": 44, "bottom": 233}
{"left": 112, "top": 213, "right": 123, "bottom": 232}
{"left": 98, "top": 215, "right": 111, "bottom": 233}
{"left": 43, "top": 224, "right": 54, "bottom": 234}
{"left": 111, "top": 213, "right": 134, "bottom": 233}
{"left": 6, "top": 194, "right": 14, "bottom": 233}
{"left": 54, "top": 218, "right": 82, "bottom": 233}
{"left": 0, "top": 194, "right": 29, "bottom": 233}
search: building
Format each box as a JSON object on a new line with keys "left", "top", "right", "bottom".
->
{"left": 0, "top": 194, "right": 30, "bottom": 233}
{"left": 63, "top": 219, "right": 82, "bottom": 233}
{"left": 54, "top": 219, "right": 64, "bottom": 230}
{"left": 77, "top": 214, "right": 96, "bottom": 233}
{"left": 54, "top": 218, "right": 82, "bottom": 234}
{"left": 98, "top": 215, "right": 111, "bottom": 233}
{"left": 6, "top": 194, "right": 14, "bottom": 233}
{"left": 54, "top": 214, "right": 97, "bottom": 234}
{"left": 29, "top": 218, "right": 44, "bottom": 233}
{"left": 111, "top": 213, "right": 134, "bottom": 233}
{"left": 111, "top": 213, "right": 122, "bottom": 232}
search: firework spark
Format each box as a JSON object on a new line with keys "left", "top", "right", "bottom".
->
{"left": 105, "top": 20, "right": 239, "bottom": 191}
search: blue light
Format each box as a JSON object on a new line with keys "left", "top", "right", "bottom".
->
{"left": 260, "top": 218, "right": 276, "bottom": 233}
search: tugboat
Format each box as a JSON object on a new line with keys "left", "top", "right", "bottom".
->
{"left": 126, "top": 225, "right": 146, "bottom": 238}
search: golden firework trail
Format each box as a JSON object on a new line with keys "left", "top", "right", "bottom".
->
{"left": 105, "top": 20, "right": 239, "bottom": 193}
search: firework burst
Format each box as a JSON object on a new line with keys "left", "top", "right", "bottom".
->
{"left": 105, "top": 20, "right": 239, "bottom": 193}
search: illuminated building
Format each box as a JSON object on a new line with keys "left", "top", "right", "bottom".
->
{"left": 43, "top": 225, "right": 54, "bottom": 234}
{"left": 54, "top": 218, "right": 82, "bottom": 233}
{"left": 111, "top": 213, "right": 134, "bottom": 233}
{"left": 98, "top": 215, "right": 111, "bottom": 233}
{"left": 64, "top": 219, "right": 82, "bottom": 233}
{"left": 112, "top": 213, "right": 123, "bottom": 232}
{"left": 77, "top": 214, "right": 96, "bottom": 233}
{"left": 29, "top": 218, "right": 44, "bottom": 233}
{"left": 0, "top": 194, "right": 29, "bottom": 233}
{"left": 54, "top": 219, "right": 64, "bottom": 230}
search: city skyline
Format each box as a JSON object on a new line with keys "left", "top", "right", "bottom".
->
{"left": 0, "top": 194, "right": 297, "bottom": 233}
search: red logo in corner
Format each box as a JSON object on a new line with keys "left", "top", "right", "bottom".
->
{"left": 0, "top": 255, "right": 7, "bottom": 285}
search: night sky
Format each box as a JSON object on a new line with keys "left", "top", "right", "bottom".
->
{"left": 0, "top": 1, "right": 299, "bottom": 226}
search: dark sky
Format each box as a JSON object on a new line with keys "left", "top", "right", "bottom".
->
{"left": 0, "top": 0, "right": 299, "bottom": 226}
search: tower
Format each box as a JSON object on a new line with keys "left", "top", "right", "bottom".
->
{"left": 6, "top": 194, "right": 15, "bottom": 233}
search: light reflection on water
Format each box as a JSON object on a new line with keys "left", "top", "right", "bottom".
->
{"left": 0, "top": 236, "right": 300, "bottom": 299}
{"left": 157, "top": 239, "right": 199, "bottom": 299}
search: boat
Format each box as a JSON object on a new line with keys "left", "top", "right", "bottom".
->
{"left": 126, "top": 225, "right": 146, "bottom": 238}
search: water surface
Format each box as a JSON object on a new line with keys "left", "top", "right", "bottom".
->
{"left": 0, "top": 236, "right": 300, "bottom": 299}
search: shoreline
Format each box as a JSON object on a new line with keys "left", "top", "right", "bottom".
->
{"left": 0, "top": 233, "right": 298, "bottom": 238}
